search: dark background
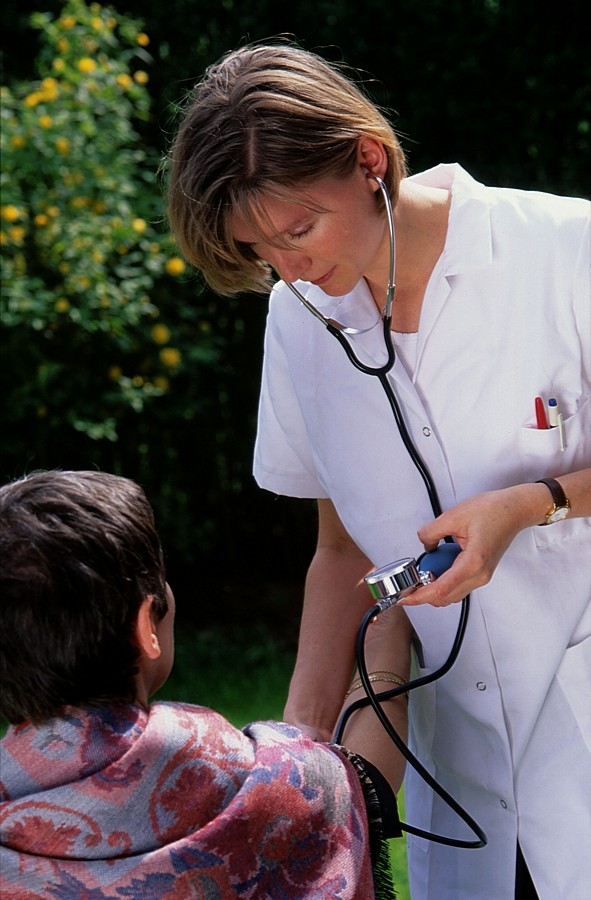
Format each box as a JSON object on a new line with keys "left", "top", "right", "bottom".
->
{"left": 2, "top": 0, "right": 589, "bottom": 636}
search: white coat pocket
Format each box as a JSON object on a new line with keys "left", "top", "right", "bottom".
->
{"left": 518, "top": 396, "right": 591, "bottom": 548}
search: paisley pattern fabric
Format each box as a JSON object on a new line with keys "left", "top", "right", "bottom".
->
{"left": 0, "top": 702, "right": 379, "bottom": 898}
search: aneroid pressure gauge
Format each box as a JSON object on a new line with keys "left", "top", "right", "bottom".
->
{"left": 364, "top": 542, "right": 462, "bottom": 610}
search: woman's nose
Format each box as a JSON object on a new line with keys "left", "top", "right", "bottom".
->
{"left": 269, "top": 248, "right": 310, "bottom": 284}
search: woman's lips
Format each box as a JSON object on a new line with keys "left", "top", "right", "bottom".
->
{"left": 311, "top": 266, "right": 335, "bottom": 287}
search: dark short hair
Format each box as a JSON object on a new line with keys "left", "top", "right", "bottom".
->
{"left": 0, "top": 470, "right": 168, "bottom": 724}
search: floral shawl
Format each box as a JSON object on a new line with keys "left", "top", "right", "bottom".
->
{"left": 0, "top": 702, "right": 390, "bottom": 898}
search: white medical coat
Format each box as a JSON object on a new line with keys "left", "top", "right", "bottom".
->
{"left": 253, "top": 165, "right": 591, "bottom": 898}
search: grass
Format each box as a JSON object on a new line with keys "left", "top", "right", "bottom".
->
{"left": 157, "top": 622, "right": 410, "bottom": 898}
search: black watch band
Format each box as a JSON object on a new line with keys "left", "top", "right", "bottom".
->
{"left": 535, "top": 478, "right": 570, "bottom": 525}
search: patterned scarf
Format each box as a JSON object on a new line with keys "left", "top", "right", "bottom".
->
{"left": 0, "top": 702, "right": 389, "bottom": 898}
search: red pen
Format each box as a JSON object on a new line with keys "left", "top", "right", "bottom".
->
{"left": 535, "top": 396, "right": 549, "bottom": 429}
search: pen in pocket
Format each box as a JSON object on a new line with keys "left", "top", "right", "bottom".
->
{"left": 535, "top": 396, "right": 549, "bottom": 429}
{"left": 548, "top": 397, "right": 566, "bottom": 451}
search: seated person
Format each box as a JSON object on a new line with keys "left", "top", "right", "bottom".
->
{"left": 0, "top": 470, "right": 411, "bottom": 899}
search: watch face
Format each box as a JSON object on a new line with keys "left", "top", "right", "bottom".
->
{"left": 548, "top": 506, "right": 569, "bottom": 523}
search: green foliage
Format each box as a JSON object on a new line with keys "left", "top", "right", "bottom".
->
{"left": 0, "top": 0, "right": 203, "bottom": 446}
{"left": 1, "top": 0, "right": 588, "bottom": 589}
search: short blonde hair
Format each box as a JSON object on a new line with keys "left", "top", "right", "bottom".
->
{"left": 166, "top": 43, "right": 407, "bottom": 296}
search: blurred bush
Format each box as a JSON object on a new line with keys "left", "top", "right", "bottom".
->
{"left": 1, "top": 0, "right": 199, "bottom": 446}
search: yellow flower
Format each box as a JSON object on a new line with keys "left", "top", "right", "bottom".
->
{"left": 133, "top": 375, "right": 144, "bottom": 387}
{"left": 91, "top": 16, "right": 103, "bottom": 30}
{"left": 2, "top": 205, "right": 21, "bottom": 222}
{"left": 108, "top": 365, "right": 123, "bottom": 381}
{"left": 151, "top": 323, "right": 171, "bottom": 345}
{"left": 56, "top": 137, "right": 70, "bottom": 155}
{"left": 92, "top": 250, "right": 104, "bottom": 263}
{"left": 46, "top": 206, "right": 60, "bottom": 217}
{"left": 93, "top": 201, "right": 106, "bottom": 214}
{"left": 39, "top": 78, "right": 59, "bottom": 101}
{"left": 55, "top": 298, "right": 70, "bottom": 313}
{"left": 136, "top": 32, "right": 150, "bottom": 47}
{"left": 153, "top": 376, "right": 170, "bottom": 391}
{"left": 160, "top": 347, "right": 181, "bottom": 368}
{"left": 11, "top": 134, "right": 25, "bottom": 149}
{"left": 38, "top": 115, "right": 53, "bottom": 129}
{"left": 57, "top": 38, "right": 69, "bottom": 54}
{"left": 132, "top": 218, "right": 147, "bottom": 233}
{"left": 59, "top": 261, "right": 70, "bottom": 274}
{"left": 77, "top": 58, "right": 97, "bottom": 74}
{"left": 53, "top": 58, "right": 66, "bottom": 73}
{"left": 77, "top": 276, "right": 91, "bottom": 290}
{"left": 60, "top": 15, "right": 77, "bottom": 29}
{"left": 134, "top": 70, "right": 149, "bottom": 85}
{"left": 165, "top": 257, "right": 186, "bottom": 276}
{"left": 10, "top": 226, "right": 26, "bottom": 243}
{"left": 116, "top": 73, "right": 133, "bottom": 91}
{"left": 70, "top": 196, "right": 89, "bottom": 208}
{"left": 24, "top": 92, "right": 42, "bottom": 108}
{"left": 34, "top": 214, "right": 49, "bottom": 227}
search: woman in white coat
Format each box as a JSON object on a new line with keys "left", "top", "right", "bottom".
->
{"left": 167, "top": 43, "right": 591, "bottom": 899}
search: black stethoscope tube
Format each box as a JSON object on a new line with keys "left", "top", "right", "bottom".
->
{"left": 327, "top": 313, "right": 444, "bottom": 518}
{"left": 339, "top": 602, "right": 486, "bottom": 848}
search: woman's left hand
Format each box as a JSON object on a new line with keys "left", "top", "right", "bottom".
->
{"left": 397, "top": 485, "right": 543, "bottom": 607}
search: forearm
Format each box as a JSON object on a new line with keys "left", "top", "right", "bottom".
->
{"left": 496, "top": 468, "right": 591, "bottom": 530}
{"left": 338, "top": 605, "right": 413, "bottom": 794}
{"left": 534, "top": 468, "right": 591, "bottom": 520}
{"left": 283, "top": 545, "right": 374, "bottom": 740}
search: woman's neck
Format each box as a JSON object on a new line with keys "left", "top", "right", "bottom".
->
{"left": 366, "top": 180, "right": 450, "bottom": 333}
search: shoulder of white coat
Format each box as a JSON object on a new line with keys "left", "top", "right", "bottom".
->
{"left": 486, "top": 182, "right": 590, "bottom": 232}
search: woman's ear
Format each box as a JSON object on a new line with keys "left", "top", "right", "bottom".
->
{"left": 135, "top": 596, "right": 162, "bottom": 661}
{"left": 356, "top": 136, "right": 388, "bottom": 181}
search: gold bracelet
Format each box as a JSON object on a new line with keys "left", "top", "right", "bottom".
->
{"left": 344, "top": 670, "right": 407, "bottom": 699}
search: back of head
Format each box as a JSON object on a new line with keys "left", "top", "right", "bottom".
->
{"left": 167, "top": 42, "right": 406, "bottom": 295}
{"left": 0, "top": 470, "right": 167, "bottom": 724}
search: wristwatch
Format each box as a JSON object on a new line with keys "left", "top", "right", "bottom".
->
{"left": 535, "top": 477, "right": 571, "bottom": 525}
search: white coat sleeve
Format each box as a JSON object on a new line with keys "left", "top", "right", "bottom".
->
{"left": 253, "top": 298, "right": 329, "bottom": 500}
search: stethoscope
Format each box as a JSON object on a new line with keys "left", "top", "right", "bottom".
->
{"left": 284, "top": 172, "right": 487, "bottom": 849}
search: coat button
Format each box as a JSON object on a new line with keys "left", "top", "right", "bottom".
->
{"left": 423, "top": 427, "right": 431, "bottom": 437}
{"left": 500, "top": 799, "right": 508, "bottom": 809}
{"left": 476, "top": 682, "right": 487, "bottom": 691}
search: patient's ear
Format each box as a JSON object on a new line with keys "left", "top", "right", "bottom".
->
{"left": 135, "top": 596, "right": 162, "bottom": 661}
